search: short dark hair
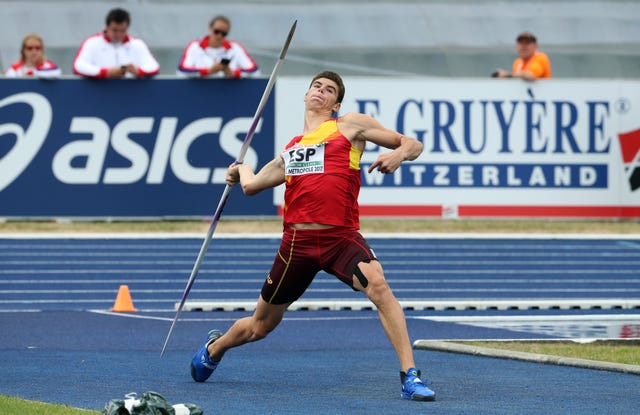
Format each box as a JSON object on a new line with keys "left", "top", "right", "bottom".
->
{"left": 106, "top": 8, "right": 130, "bottom": 26}
{"left": 209, "top": 15, "right": 231, "bottom": 29}
{"left": 516, "top": 32, "right": 537, "bottom": 43}
{"left": 310, "top": 71, "right": 345, "bottom": 103}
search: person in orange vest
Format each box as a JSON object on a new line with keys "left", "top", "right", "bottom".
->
{"left": 494, "top": 31, "right": 551, "bottom": 80}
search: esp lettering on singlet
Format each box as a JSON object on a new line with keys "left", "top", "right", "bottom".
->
{"left": 282, "top": 143, "right": 326, "bottom": 176}
{"left": 281, "top": 119, "right": 362, "bottom": 229}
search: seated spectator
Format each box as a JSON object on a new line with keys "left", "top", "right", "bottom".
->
{"left": 73, "top": 8, "right": 160, "bottom": 78}
{"left": 4, "top": 33, "right": 61, "bottom": 78}
{"left": 494, "top": 31, "right": 551, "bottom": 80}
{"left": 177, "top": 15, "right": 260, "bottom": 79}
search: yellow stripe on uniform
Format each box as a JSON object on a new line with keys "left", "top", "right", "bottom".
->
{"left": 299, "top": 120, "right": 362, "bottom": 171}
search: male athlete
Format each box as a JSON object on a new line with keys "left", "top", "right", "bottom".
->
{"left": 190, "top": 70, "right": 436, "bottom": 401}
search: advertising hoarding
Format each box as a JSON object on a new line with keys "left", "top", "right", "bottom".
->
{"left": 0, "top": 79, "right": 276, "bottom": 217}
{"left": 276, "top": 77, "right": 640, "bottom": 218}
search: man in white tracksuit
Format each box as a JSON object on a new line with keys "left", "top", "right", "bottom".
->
{"left": 73, "top": 8, "right": 160, "bottom": 79}
{"left": 177, "top": 15, "right": 260, "bottom": 79}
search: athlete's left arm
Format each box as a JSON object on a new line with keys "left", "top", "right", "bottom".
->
{"left": 342, "top": 112, "right": 423, "bottom": 174}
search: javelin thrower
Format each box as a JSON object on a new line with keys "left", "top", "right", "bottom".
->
{"left": 189, "top": 67, "right": 435, "bottom": 401}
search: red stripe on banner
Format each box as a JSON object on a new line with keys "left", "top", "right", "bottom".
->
{"left": 458, "top": 205, "right": 640, "bottom": 218}
{"left": 277, "top": 205, "right": 640, "bottom": 218}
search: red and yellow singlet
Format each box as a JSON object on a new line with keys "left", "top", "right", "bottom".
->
{"left": 281, "top": 119, "right": 363, "bottom": 229}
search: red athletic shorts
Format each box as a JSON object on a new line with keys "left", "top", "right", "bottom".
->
{"left": 261, "top": 226, "right": 378, "bottom": 304}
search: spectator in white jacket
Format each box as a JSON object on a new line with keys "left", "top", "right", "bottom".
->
{"left": 4, "top": 33, "right": 61, "bottom": 78}
{"left": 177, "top": 15, "right": 260, "bottom": 79}
{"left": 73, "top": 8, "right": 160, "bottom": 79}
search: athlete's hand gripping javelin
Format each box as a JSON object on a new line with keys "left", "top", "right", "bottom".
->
{"left": 225, "top": 157, "right": 286, "bottom": 196}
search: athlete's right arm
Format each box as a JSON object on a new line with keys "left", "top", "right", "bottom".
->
{"left": 226, "top": 156, "right": 286, "bottom": 196}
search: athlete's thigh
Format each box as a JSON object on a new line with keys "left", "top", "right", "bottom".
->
{"left": 324, "top": 230, "right": 378, "bottom": 287}
{"left": 260, "top": 229, "right": 321, "bottom": 304}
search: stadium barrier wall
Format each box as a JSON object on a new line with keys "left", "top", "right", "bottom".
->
{"left": 1, "top": 77, "right": 639, "bottom": 219}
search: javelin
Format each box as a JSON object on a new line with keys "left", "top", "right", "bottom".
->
{"left": 161, "top": 20, "right": 297, "bottom": 357}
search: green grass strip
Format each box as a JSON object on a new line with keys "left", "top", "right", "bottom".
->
{"left": 460, "top": 340, "right": 640, "bottom": 366}
{"left": 0, "top": 394, "right": 100, "bottom": 415}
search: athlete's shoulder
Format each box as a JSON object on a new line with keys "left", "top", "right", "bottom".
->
{"left": 338, "top": 111, "right": 370, "bottom": 124}
{"left": 338, "top": 111, "right": 379, "bottom": 130}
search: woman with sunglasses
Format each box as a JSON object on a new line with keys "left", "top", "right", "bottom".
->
{"left": 4, "top": 33, "right": 61, "bottom": 78}
{"left": 177, "top": 15, "right": 260, "bottom": 79}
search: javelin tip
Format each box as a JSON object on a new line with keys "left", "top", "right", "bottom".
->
{"left": 280, "top": 20, "right": 297, "bottom": 59}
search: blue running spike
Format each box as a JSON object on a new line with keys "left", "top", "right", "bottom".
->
{"left": 400, "top": 368, "right": 436, "bottom": 401}
{"left": 190, "top": 329, "right": 223, "bottom": 382}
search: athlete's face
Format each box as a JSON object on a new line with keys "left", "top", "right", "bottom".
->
{"left": 305, "top": 78, "right": 341, "bottom": 113}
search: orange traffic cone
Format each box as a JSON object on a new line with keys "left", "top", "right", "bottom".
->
{"left": 110, "top": 285, "right": 138, "bottom": 312}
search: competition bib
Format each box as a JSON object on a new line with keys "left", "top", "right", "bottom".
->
{"left": 282, "top": 143, "right": 326, "bottom": 176}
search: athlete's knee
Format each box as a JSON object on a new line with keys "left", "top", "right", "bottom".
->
{"left": 354, "top": 261, "right": 389, "bottom": 297}
{"left": 249, "top": 301, "right": 286, "bottom": 341}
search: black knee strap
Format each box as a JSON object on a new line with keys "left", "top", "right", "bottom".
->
{"left": 354, "top": 265, "right": 369, "bottom": 288}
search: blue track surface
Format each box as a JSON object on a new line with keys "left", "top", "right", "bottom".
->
{"left": 2, "top": 236, "right": 640, "bottom": 310}
{"left": 1, "top": 236, "right": 639, "bottom": 414}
